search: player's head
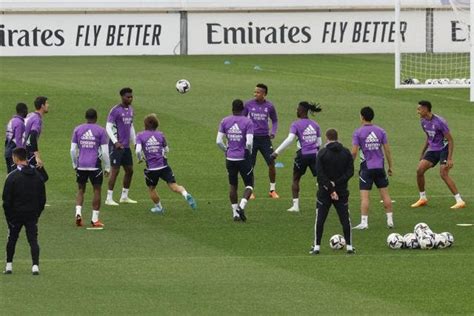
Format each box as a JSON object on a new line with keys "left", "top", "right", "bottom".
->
{"left": 120, "top": 87, "right": 133, "bottom": 106}
{"left": 16, "top": 102, "right": 28, "bottom": 118}
{"left": 254, "top": 83, "right": 268, "bottom": 102}
{"left": 297, "top": 101, "right": 322, "bottom": 118}
{"left": 232, "top": 99, "right": 244, "bottom": 114}
{"left": 417, "top": 100, "right": 432, "bottom": 118}
{"left": 326, "top": 128, "right": 338, "bottom": 142}
{"left": 144, "top": 113, "right": 159, "bottom": 131}
{"left": 12, "top": 147, "right": 27, "bottom": 165}
{"left": 360, "top": 106, "right": 374, "bottom": 122}
{"left": 85, "top": 108, "right": 98, "bottom": 123}
{"left": 34, "top": 96, "right": 48, "bottom": 113}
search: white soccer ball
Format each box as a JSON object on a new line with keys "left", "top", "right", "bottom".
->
{"left": 176, "top": 79, "right": 191, "bottom": 94}
{"left": 440, "top": 232, "right": 454, "bottom": 247}
{"left": 425, "top": 79, "right": 433, "bottom": 85}
{"left": 434, "top": 233, "right": 449, "bottom": 249}
{"left": 329, "top": 234, "right": 346, "bottom": 250}
{"left": 440, "top": 78, "right": 450, "bottom": 85}
{"left": 387, "top": 233, "right": 404, "bottom": 249}
{"left": 414, "top": 222, "right": 430, "bottom": 236}
{"left": 450, "top": 78, "right": 461, "bottom": 84}
{"left": 403, "top": 233, "right": 419, "bottom": 249}
{"left": 418, "top": 234, "right": 435, "bottom": 250}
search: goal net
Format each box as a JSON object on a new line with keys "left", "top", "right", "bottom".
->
{"left": 395, "top": 0, "right": 472, "bottom": 97}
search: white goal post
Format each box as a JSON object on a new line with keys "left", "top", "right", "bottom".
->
{"left": 395, "top": 0, "right": 474, "bottom": 101}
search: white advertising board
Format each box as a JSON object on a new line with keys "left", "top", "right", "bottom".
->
{"left": 0, "top": 13, "right": 180, "bottom": 56}
{"left": 433, "top": 11, "right": 470, "bottom": 53}
{"left": 188, "top": 11, "right": 426, "bottom": 54}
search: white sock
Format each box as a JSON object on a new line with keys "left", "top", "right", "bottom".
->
{"left": 156, "top": 201, "right": 163, "bottom": 209}
{"left": 92, "top": 210, "right": 100, "bottom": 222}
{"left": 347, "top": 245, "right": 353, "bottom": 251}
{"left": 239, "top": 198, "right": 248, "bottom": 210}
{"left": 32, "top": 265, "right": 39, "bottom": 273}
{"left": 107, "top": 190, "right": 114, "bottom": 200}
{"left": 270, "top": 183, "right": 276, "bottom": 191}
{"left": 420, "top": 191, "right": 427, "bottom": 199}
{"left": 386, "top": 212, "right": 393, "bottom": 222}
{"left": 292, "top": 198, "right": 299, "bottom": 209}
{"left": 232, "top": 204, "right": 239, "bottom": 217}
{"left": 181, "top": 190, "right": 188, "bottom": 198}
{"left": 454, "top": 193, "right": 463, "bottom": 203}
{"left": 361, "top": 215, "right": 368, "bottom": 225}
{"left": 6, "top": 262, "right": 12, "bottom": 271}
{"left": 313, "top": 245, "right": 320, "bottom": 251}
{"left": 121, "top": 188, "right": 129, "bottom": 199}
{"left": 75, "top": 205, "right": 82, "bottom": 216}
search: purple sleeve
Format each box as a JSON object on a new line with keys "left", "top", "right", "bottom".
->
{"left": 218, "top": 120, "right": 225, "bottom": 133}
{"left": 316, "top": 124, "right": 321, "bottom": 137}
{"left": 162, "top": 134, "right": 168, "bottom": 148}
{"left": 247, "top": 120, "right": 254, "bottom": 135}
{"left": 107, "top": 108, "right": 116, "bottom": 124}
{"left": 14, "top": 123, "right": 25, "bottom": 148}
{"left": 135, "top": 133, "right": 141, "bottom": 146}
{"left": 381, "top": 130, "right": 388, "bottom": 144}
{"left": 242, "top": 104, "right": 249, "bottom": 116}
{"left": 100, "top": 129, "right": 108, "bottom": 145}
{"left": 31, "top": 118, "right": 41, "bottom": 133}
{"left": 351, "top": 130, "right": 359, "bottom": 146}
{"left": 289, "top": 122, "right": 297, "bottom": 135}
{"left": 269, "top": 106, "right": 278, "bottom": 136}
{"left": 440, "top": 120, "right": 450, "bottom": 135}
{"left": 71, "top": 128, "right": 78, "bottom": 144}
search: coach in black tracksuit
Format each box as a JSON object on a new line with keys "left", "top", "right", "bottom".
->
{"left": 311, "top": 128, "right": 354, "bottom": 255}
{"left": 3, "top": 147, "right": 46, "bottom": 274}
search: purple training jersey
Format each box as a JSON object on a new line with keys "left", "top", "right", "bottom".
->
{"left": 107, "top": 104, "right": 134, "bottom": 148}
{"left": 243, "top": 99, "right": 278, "bottom": 137}
{"left": 219, "top": 115, "right": 254, "bottom": 160}
{"left": 24, "top": 112, "right": 42, "bottom": 147}
{"left": 5, "top": 115, "right": 25, "bottom": 148}
{"left": 289, "top": 119, "right": 321, "bottom": 155}
{"left": 71, "top": 123, "right": 108, "bottom": 169}
{"left": 420, "top": 114, "right": 449, "bottom": 151}
{"left": 136, "top": 130, "right": 168, "bottom": 170}
{"left": 352, "top": 124, "right": 387, "bottom": 169}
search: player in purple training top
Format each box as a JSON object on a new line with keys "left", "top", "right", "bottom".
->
{"left": 105, "top": 87, "right": 137, "bottom": 206}
{"left": 271, "top": 101, "right": 322, "bottom": 213}
{"left": 243, "top": 83, "right": 279, "bottom": 199}
{"left": 70, "top": 109, "right": 110, "bottom": 228}
{"left": 411, "top": 100, "right": 465, "bottom": 209}
{"left": 24, "top": 96, "right": 49, "bottom": 182}
{"left": 351, "top": 107, "right": 394, "bottom": 230}
{"left": 216, "top": 99, "right": 254, "bottom": 222}
{"left": 135, "top": 114, "right": 196, "bottom": 213}
{"left": 5, "top": 102, "right": 28, "bottom": 173}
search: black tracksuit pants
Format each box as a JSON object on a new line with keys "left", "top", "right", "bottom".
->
{"left": 314, "top": 194, "right": 352, "bottom": 246}
{"left": 6, "top": 216, "right": 40, "bottom": 265}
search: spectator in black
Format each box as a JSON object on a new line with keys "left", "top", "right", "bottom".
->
{"left": 3, "top": 147, "right": 46, "bottom": 275}
{"left": 310, "top": 129, "right": 355, "bottom": 255}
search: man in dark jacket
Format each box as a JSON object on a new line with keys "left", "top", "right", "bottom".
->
{"left": 310, "top": 129, "right": 355, "bottom": 255}
{"left": 3, "top": 147, "right": 46, "bottom": 275}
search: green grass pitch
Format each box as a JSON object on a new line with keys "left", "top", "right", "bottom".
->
{"left": 0, "top": 55, "right": 473, "bottom": 314}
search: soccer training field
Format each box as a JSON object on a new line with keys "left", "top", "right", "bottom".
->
{"left": 1, "top": 55, "right": 473, "bottom": 314}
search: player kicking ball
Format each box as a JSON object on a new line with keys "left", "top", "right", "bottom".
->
{"left": 135, "top": 114, "right": 196, "bottom": 213}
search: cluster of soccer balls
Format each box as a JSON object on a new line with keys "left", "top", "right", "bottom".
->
{"left": 403, "top": 78, "right": 471, "bottom": 85}
{"left": 387, "top": 223, "right": 454, "bottom": 250}
{"left": 176, "top": 79, "right": 191, "bottom": 94}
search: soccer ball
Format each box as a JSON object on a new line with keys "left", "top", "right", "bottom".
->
{"left": 440, "top": 232, "right": 454, "bottom": 247}
{"left": 418, "top": 234, "right": 435, "bottom": 250}
{"left": 176, "top": 79, "right": 191, "bottom": 94}
{"left": 434, "top": 233, "right": 449, "bottom": 249}
{"left": 414, "top": 222, "right": 430, "bottom": 236}
{"left": 425, "top": 79, "right": 433, "bottom": 84}
{"left": 403, "top": 233, "right": 419, "bottom": 249}
{"left": 403, "top": 78, "right": 419, "bottom": 85}
{"left": 329, "top": 234, "right": 346, "bottom": 250}
{"left": 440, "top": 78, "right": 450, "bottom": 85}
{"left": 387, "top": 233, "right": 404, "bottom": 249}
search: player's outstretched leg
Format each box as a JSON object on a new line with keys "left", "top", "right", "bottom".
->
{"left": 168, "top": 183, "right": 196, "bottom": 210}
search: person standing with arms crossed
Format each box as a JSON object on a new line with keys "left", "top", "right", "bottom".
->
{"left": 105, "top": 87, "right": 137, "bottom": 205}
{"left": 243, "top": 83, "right": 279, "bottom": 199}
{"left": 3, "top": 147, "right": 46, "bottom": 275}
{"left": 309, "top": 129, "right": 355, "bottom": 255}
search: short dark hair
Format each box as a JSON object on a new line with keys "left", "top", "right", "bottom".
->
{"left": 34, "top": 96, "right": 48, "bottom": 110}
{"left": 232, "top": 99, "right": 244, "bottom": 113}
{"left": 418, "top": 100, "right": 432, "bottom": 112}
{"left": 85, "top": 108, "right": 98, "bottom": 121}
{"left": 120, "top": 87, "right": 133, "bottom": 96}
{"left": 144, "top": 114, "right": 159, "bottom": 130}
{"left": 326, "top": 128, "right": 338, "bottom": 141}
{"left": 360, "top": 106, "right": 374, "bottom": 121}
{"left": 12, "top": 147, "right": 27, "bottom": 161}
{"left": 256, "top": 83, "right": 268, "bottom": 95}
{"left": 16, "top": 102, "right": 28, "bottom": 117}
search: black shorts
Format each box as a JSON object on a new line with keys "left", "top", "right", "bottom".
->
{"left": 226, "top": 159, "right": 254, "bottom": 187}
{"left": 423, "top": 146, "right": 448, "bottom": 166}
{"left": 110, "top": 147, "right": 133, "bottom": 167}
{"left": 144, "top": 167, "right": 176, "bottom": 187}
{"left": 251, "top": 135, "right": 274, "bottom": 166}
{"left": 293, "top": 151, "right": 317, "bottom": 177}
{"left": 76, "top": 169, "right": 103, "bottom": 185}
{"left": 359, "top": 165, "right": 388, "bottom": 190}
